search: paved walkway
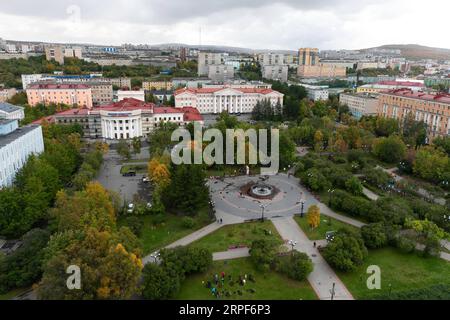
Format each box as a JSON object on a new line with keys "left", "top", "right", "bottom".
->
{"left": 213, "top": 248, "right": 250, "bottom": 261}
{"left": 362, "top": 186, "right": 379, "bottom": 201}
{"left": 271, "top": 216, "right": 354, "bottom": 300}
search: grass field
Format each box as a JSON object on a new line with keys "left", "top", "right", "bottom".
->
{"left": 176, "top": 258, "right": 317, "bottom": 300}
{"left": 294, "top": 215, "right": 359, "bottom": 240}
{"left": 336, "top": 247, "right": 450, "bottom": 299}
{"left": 119, "top": 212, "right": 212, "bottom": 254}
{"left": 189, "top": 220, "right": 283, "bottom": 253}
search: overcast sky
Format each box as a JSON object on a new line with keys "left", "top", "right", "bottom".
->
{"left": 0, "top": 0, "right": 449, "bottom": 50}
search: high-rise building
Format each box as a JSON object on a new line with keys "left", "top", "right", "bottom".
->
{"left": 197, "top": 52, "right": 224, "bottom": 76}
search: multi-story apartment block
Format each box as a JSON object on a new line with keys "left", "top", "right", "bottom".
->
{"left": 26, "top": 83, "right": 93, "bottom": 108}
{"left": 142, "top": 80, "right": 173, "bottom": 91}
{"left": 174, "top": 86, "right": 284, "bottom": 114}
{"left": 87, "top": 82, "right": 113, "bottom": 105}
{"left": 45, "top": 45, "right": 65, "bottom": 65}
{"left": 208, "top": 65, "right": 235, "bottom": 82}
{"left": 0, "top": 88, "right": 17, "bottom": 102}
{"left": 0, "top": 103, "right": 25, "bottom": 120}
{"left": 0, "top": 119, "right": 44, "bottom": 188}
{"left": 297, "top": 48, "right": 346, "bottom": 78}
{"left": 377, "top": 88, "right": 450, "bottom": 139}
{"left": 64, "top": 47, "right": 83, "bottom": 59}
{"left": 35, "top": 98, "right": 203, "bottom": 140}
{"left": 339, "top": 92, "right": 379, "bottom": 119}
{"left": 262, "top": 65, "right": 288, "bottom": 82}
{"left": 260, "top": 53, "right": 285, "bottom": 66}
{"left": 198, "top": 52, "right": 224, "bottom": 76}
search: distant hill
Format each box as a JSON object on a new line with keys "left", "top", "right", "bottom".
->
{"left": 362, "top": 44, "right": 450, "bottom": 60}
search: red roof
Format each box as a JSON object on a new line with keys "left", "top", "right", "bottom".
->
{"left": 182, "top": 107, "right": 203, "bottom": 122}
{"left": 174, "top": 87, "right": 278, "bottom": 96}
{"left": 27, "top": 83, "right": 90, "bottom": 90}
{"left": 377, "top": 81, "right": 424, "bottom": 87}
{"left": 99, "top": 98, "right": 155, "bottom": 111}
{"left": 383, "top": 88, "right": 450, "bottom": 104}
{"left": 153, "top": 106, "right": 184, "bottom": 114}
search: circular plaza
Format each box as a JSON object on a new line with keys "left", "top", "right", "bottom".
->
{"left": 208, "top": 173, "right": 317, "bottom": 220}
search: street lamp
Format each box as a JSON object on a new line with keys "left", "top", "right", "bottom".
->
{"left": 287, "top": 240, "right": 297, "bottom": 254}
{"left": 260, "top": 204, "right": 267, "bottom": 222}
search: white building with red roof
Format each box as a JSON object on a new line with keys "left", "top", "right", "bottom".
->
{"left": 174, "top": 86, "right": 284, "bottom": 114}
{"left": 34, "top": 98, "right": 203, "bottom": 140}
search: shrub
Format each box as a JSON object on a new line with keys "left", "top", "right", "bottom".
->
{"left": 361, "top": 223, "right": 388, "bottom": 249}
{"left": 124, "top": 216, "right": 143, "bottom": 236}
{"left": 395, "top": 235, "right": 416, "bottom": 253}
{"left": 322, "top": 229, "right": 368, "bottom": 272}
{"left": 278, "top": 252, "right": 313, "bottom": 281}
{"left": 181, "top": 217, "right": 196, "bottom": 229}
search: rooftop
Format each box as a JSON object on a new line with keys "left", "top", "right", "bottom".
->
{"left": 174, "top": 87, "right": 279, "bottom": 96}
{"left": 27, "top": 83, "right": 91, "bottom": 90}
{"left": 0, "top": 102, "right": 24, "bottom": 114}
{"left": 0, "top": 124, "right": 41, "bottom": 149}
{"left": 382, "top": 88, "right": 450, "bottom": 104}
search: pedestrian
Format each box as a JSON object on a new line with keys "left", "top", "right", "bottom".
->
{"left": 221, "top": 271, "right": 225, "bottom": 279}
{"left": 313, "top": 241, "right": 316, "bottom": 248}
{"left": 242, "top": 279, "right": 246, "bottom": 286}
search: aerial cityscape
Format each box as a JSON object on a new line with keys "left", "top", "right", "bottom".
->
{"left": 0, "top": 0, "right": 449, "bottom": 311}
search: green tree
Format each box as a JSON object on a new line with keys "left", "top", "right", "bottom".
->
{"left": 249, "top": 239, "right": 278, "bottom": 272}
{"left": 372, "top": 135, "right": 407, "bottom": 163}
{"left": 361, "top": 223, "right": 388, "bottom": 249}
{"left": 278, "top": 251, "right": 313, "bottom": 281}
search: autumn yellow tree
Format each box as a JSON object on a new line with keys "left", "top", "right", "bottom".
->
{"left": 314, "top": 130, "right": 324, "bottom": 153}
{"left": 307, "top": 205, "right": 321, "bottom": 229}
{"left": 148, "top": 158, "right": 171, "bottom": 187}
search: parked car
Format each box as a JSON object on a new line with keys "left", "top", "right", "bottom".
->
{"left": 123, "top": 170, "right": 136, "bottom": 177}
{"left": 127, "top": 203, "right": 135, "bottom": 214}
{"left": 142, "top": 176, "right": 150, "bottom": 183}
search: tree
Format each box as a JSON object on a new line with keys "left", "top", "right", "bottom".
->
{"left": 361, "top": 223, "right": 388, "bottom": 249}
{"left": 372, "top": 135, "right": 406, "bottom": 163}
{"left": 313, "top": 130, "right": 324, "bottom": 152}
{"left": 148, "top": 158, "right": 171, "bottom": 188}
{"left": 0, "top": 229, "right": 50, "bottom": 293}
{"left": 307, "top": 205, "right": 320, "bottom": 229}
{"left": 132, "top": 137, "right": 141, "bottom": 155}
{"left": 322, "top": 229, "right": 368, "bottom": 272}
{"left": 278, "top": 251, "right": 313, "bottom": 281}
{"left": 345, "top": 176, "right": 363, "bottom": 196}
{"left": 249, "top": 239, "right": 278, "bottom": 272}
{"left": 116, "top": 139, "right": 131, "bottom": 160}
{"left": 37, "top": 228, "right": 142, "bottom": 300}
{"left": 413, "top": 146, "right": 449, "bottom": 183}
{"left": 141, "top": 263, "right": 180, "bottom": 300}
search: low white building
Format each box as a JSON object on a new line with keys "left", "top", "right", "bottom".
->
{"left": 0, "top": 119, "right": 44, "bottom": 188}
{"left": 298, "top": 84, "right": 329, "bottom": 101}
{"left": 174, "top": 86, "right": 284, "bottom": 114}
{"left": 0, "top": 103, "right": 25, "bottom": 120}
{"left": 117, "top": 90, "right": 145, "bottom": 102}
{"left": 339, "top": 92, "right": 378, "bottom": 119}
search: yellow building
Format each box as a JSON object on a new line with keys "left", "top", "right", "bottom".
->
{"left": 142, "top": 80, "right": 173, "bottom": 91}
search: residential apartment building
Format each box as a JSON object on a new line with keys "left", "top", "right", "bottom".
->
{"left": 299, "top": 84, "right": 329, "bottom": 101}
{"left": 197, "top": 52, "right": 224, "bottom": 76}
{"left": 64, "top": 47, "right": 83, "bottom": 59}
{"left": 26, "top": 83, "right": 93, "bottom": 108}
{"left": 259, "top": 53, "right": 285, "bottom": 66}
{"left": 21, "top": 74, "right": 131, "bottom": 90}
{"left": 262, "top": 65, "right": 288, "bottom": 82}
{"left": 45, "top": 45, "right": 65, "bottom": 65}
{"left": 0, "top": 119, "right": 44, "bottom": 188}
{"left": 35, "top": 98, "right": 203, "bottom": 140}
{"left": 0, "top": 103, "right": 25, "bottom": 120}
{"left": 117, "top": 90, "right": 145, "bottom": 102}
{"left": 208, "top": 65, "right": 235, "bottom": 82}
{"left": 87, "top": 82, "right": 113, "bottom": 105}
{"left": 142, "top": 80, "right": 173, "bottom": 91}
{"left": 377, "top": 88, "right": 450, "bottom": 139}
{"left": 297, "top": 48, "right": 346, "bottom": 78}
{"left": 339, "top": 92, "right": 379, "bottom": 119}
{"left": 0, "top": 88, "right": 17, "bottom": 102}
{"left": 174, "top": 86, "right": 284, "bottom": 114}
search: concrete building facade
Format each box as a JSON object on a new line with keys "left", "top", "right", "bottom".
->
{"left": 45, "top": 45, "right": 65, "bottom": 65}
{"left": 26, "top": 83, "right": 93, "bottom": 108}
{"left": 0, "top": 119, "right": 44, "bottom": 188}
{"left": 0, "top": 103, "right": 25, "bottom": 120}
{"left": 262, "top": 65, "right": 288, "bottom": 82}
{"left": 339, "top": 92, "right": 379, "bottom": 119}
{"left": 0, "top": 88, "right": 17, "bottom": 103}
{"left": 198, "top": 52, "right": 224, "bottom": 76}
{"left": 208, "top": 65, "right": 235, "bottom": 82}
{"left": 297, "top": 48, "right": 346, "bottom": 78}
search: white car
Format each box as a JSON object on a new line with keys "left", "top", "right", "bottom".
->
{"left": 142, "top": 176, "right": 150, "bottom": 183}
{"left": 127, "top": 203, "right": 135, "bottom": 214}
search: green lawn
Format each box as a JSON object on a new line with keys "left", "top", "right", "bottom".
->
{"left": 336, "top": 247, "right": 450, "bottom": 299}
{"left": 176, "top": 258, "right": 317, "bottom": 300}
{"left": 189, "top": 221, "right": 283, "bottom": 253}
{"left": 294, "top": 215, "right": 359, "bottom": 240}
{"left": 119, "top": 212, "right": 212, "bottom": 255}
